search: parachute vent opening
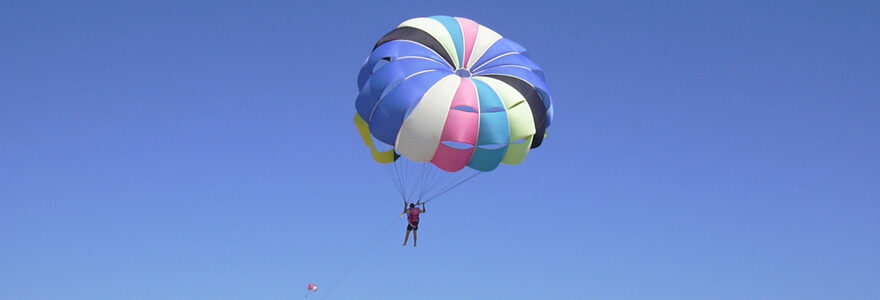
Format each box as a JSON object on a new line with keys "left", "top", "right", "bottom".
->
{"left": 454, "top": 69, "right": 472, "bottom": 77}
{"left": 372, "top": 57, "right": 392, "bottom": 73}
{"left": 441, "top": 141, "right": 475, "bottom": 150}
{"left": 508, "top": 100, "right": 525, "bottom": 109}
{"left": 481, "top": 107, "right": 506, "bottom": 113}
{"left": 478, "top": 143, "right": 507, "bottom": 150}
{"left": 451, "top": 105, "right": 477, "bottom": 113}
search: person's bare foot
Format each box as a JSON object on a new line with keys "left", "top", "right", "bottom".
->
{"left": 402, "top": 243, "right": 406, "bottom": 246}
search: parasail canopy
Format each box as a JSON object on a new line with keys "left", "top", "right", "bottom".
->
{"left": 354, "top": 16, "right": 553, "bottom": 203}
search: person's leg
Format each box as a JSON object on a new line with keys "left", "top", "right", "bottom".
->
{"left": 412, "top": 229, "right": 417, "bottom": 247}
{"left": 403, "top": 228, "right": 411, "bottom": 246}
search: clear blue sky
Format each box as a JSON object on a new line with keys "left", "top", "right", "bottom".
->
{"left": 2, "top": 1, "right": 878, "bottom": 299}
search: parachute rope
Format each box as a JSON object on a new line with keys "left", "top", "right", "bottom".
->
{"left": 411, "top": 163, "right": 430, "bottom": 202}
{"left": 421, "top": 171, "right": 480, "bottom": 204}
{"left": 320, "top": 213, "right": 403, "bottom": 300}
{"left": 382, "top": 162, "right": 405, "bottom": 202}
{"left": 418, "top": 167, "right": 471, "bottom": 202}
{"left": 382, "top": 157, "right": 482, "bottom": 205}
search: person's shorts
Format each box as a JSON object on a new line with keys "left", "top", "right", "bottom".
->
{"left": 407, "top": 221, "right": 419, "bottom": 231}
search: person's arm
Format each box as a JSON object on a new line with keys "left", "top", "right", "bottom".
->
{"left": 421, "top": 203, "right": 426, "bottom": 214}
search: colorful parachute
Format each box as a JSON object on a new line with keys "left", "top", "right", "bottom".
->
{"left": 355, "top": 16, "right": 553, "bottom": 203}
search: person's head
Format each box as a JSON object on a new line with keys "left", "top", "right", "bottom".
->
{"left": 409, "top": 203, "right": 415, "bottom": 208}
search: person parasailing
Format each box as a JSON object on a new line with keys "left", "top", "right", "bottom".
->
{"left": 402, "top": 202, "right": 425, "bottom": 247}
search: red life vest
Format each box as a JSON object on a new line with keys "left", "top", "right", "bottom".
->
{"left": 408, "top": 207, "right": 420, "bottom": 222}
